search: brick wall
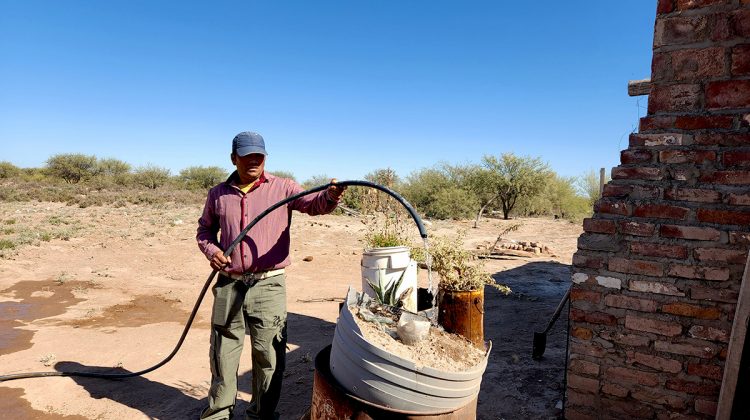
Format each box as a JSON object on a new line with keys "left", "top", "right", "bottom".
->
{"left": 566, "top": 1, "right": 750, "bottom": 418}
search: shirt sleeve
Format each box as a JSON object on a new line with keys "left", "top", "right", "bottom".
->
{"left": 287, "top": 179, "right": 339, "bottom": 215}
{"left": 196, "top": 189, "right": 223, "bottom": 260}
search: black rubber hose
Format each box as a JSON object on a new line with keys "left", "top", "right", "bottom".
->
{"left": 0, "top": 180, "right": 426, "bottom": 382}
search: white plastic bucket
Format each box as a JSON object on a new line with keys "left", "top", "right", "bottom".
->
{"left": 361, "top": 246, "right": 417, "bottom": 312}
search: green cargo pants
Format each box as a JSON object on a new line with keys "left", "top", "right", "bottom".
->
{"left": 199, "top": 273, "right": 287, "bottom": 420}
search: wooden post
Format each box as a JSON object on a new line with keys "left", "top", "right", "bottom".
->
{"left": 599, "top": 168, "right": 605, "bottom": 196}
{"left": 716, "top": 252, "right": 750, "bottom": 419}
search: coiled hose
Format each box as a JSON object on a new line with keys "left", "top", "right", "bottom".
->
{"left": 0, "top": 180, "right": 427, "bottom": 382}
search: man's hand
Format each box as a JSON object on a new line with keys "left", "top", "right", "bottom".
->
{"left": 327, "top": 178, "right": 347, "bottom": 201}
{"left": 210, "top": 251, "right": 231, "bottom": 271}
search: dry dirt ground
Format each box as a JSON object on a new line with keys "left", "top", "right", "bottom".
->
{"left": 0, "top": 201, "right": 582, "bottom": 419}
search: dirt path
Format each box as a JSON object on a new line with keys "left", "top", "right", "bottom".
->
{"left": 0, "top": 202, "right": 581, "bottom": 419}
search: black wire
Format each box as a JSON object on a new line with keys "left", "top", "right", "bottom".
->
{"left": 0, "top": 180, "right": 426, "bottom": 382}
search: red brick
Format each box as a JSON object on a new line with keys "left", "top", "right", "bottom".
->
{"left": 688, "top": 325, "right": 730, "bottom": 343}
{"left": 697, "top": 208, "right": 750, "bottom": 225}
{"left": 620, "top": 221, "right": 656, "bottom": 236}
{"left": 666, "top": 379, "right": 720, "bottom": 396}
{"left": 630, "top": 241, "right": 688, "bottom": 259}
{"left": 571, "top": 341, "right": 607, "bottom": 358}
{"left": 730, "top": 231, "right": 750, "bottom": 245}
{"left": 630, "top": 280, "right": 686, "bottom": 297}
{"left": 659, "top": 150, "right": 716, "bottom": 165}
{"left": 687, "top": 363, "right": 723, "bottom": 380}
{"left": 609, "top": 257, "right": 664, "bottom": 276}
{"left": 675, "top": 114, "right": 734, "bottom": 129}
{"left": 602, "top": 184, "right": 631, "bottom": 198}
{"left": 595, "top": 200, "right": 630, "bottom": 216}
{"left": 631, "top": 389, "right": 687, "bottom": 410}
{"left": 723, "top": 151, "right": 750, "bottom": 168}
{"left": 621, "top": 149, "right": 654, "bottom": 164}
{"left": 639, "top": 115, "right": 673, "bottom": 131}
{"left": 648, "top": 83, "right": 702, "bottom": 113}
{"left": 700, "top": 170, "right": 750, "bottom": 184}
{"left": 668, "top": 264, "right": 730, "bottom": 281}
{"left": 605, "top": 294, "right": 658, "bottom": 312}
{"left": 565, "top": 409, "right": 597, "bottom": 420}
{"left": 732, "top": 44, "right": 750, "bottom": 76}
{"left": 611, "top": 167, "right": 663, "bottom": 181}
{"left": 654, "top": 15, "right": 713, "bottom": 47}
{"left": 602, "top": 382, "right": 629, "bottom": 397}
{"left": 690, "top": 285, "right": 738, "bottom": 303}
{"left": 664, "top": 187, "right": 721, "bottom": 203}
{"left": 602, "top": 398, "right": 655, "bottom": 419}
{"left": 633, "top": 204, "right": 690, "bottom": 220}
{"left": 578, "top": 233, "right": 622, "bottom": 252}
{"left": 730, "top": 9, "right": 750, "bottom": 37}
{"left": 602, "top": 331, "right": 651, "bottom": 347}
{"left": 728, "top": 192, "right": 750, "bottom": 205}
{"left": 655, "top": 340, "right": 717, "bottom": 358}
{"left": 571, "top": 308, "right": 618, "bottom": 326}
{"left": 694, "top": 247, "right": 747, "bottom": 264}
{"left": 571, "top": 289, "right": 601, "bottom": 304}
{"left": 628, "top": 351, "right": 683, "bottom": 373}
{"left": 571, "top": 326, "right": 593, "bottom": 340}
{"left": 657, "top": 0, "right": 674, "bottom": 14}
{"left": 573, "top": 253, "right": 605, "bottom": 269}
{"left": 670, "top": 47, "right": 726, "bottom": 81}
{"left": 582, "top": 218, "right": 616, "bottom": 234}
{"left": 567, "top": 390, "right": 596, "bottom": 407}
{"left": 695, "top": 398, "right": 718, "bottom": 416}
{"left": 695, "top": 132, "right": 750, "bottom": 146}
{"left": 606, "top": 366, "right": 660, "bottom": 387}
{"left": 662, "top": 302, "right": 722, "bottom": 319}
{"left": 568, "top": 373, "right": 600, "bottom": 393}
{"left": 676, "top": 0, "right": 727, "bottom": 10}
{"left": 626, "top": 314, "right": 682, "bottom": 336}
{"left": 570, "top": 359, "right": 600, "bottom": 376}
{"left": 706, "top": 80, "right": 750, "bottom": 110}
{"left": 660, "top": 224, "right": 721, "bottom": 241}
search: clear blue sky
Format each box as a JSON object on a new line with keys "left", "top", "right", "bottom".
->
{"left": 0, "top": 1, "right": 655, "bottom": 183}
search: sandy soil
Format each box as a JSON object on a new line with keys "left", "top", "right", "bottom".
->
{"left": 0, "top": 201, "right": 581, "bottom": 419}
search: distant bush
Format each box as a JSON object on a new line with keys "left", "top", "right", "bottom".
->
{"left": 46, "top": 154, "right": 98, "bottom": 184}
{"left": 0, "top": 161, "right": 20, "bottom": 179}
{"left": 179, "top": 166, "right": 229, "bottom": 190}
{"left": 267, "top": 170, "right": 296, "bottom": 181}
{"left": 133, "top": 165, "right": 170, "bottom": 189}
{"left": 302, "top": 174, "right": 331, "bottom": 190}
{"left": 425, "top": 186, "right": 478, "bottom": 220}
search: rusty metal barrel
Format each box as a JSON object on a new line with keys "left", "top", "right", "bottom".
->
{"left": 437, "top": 289, "right": 484, "bottom": 348}
{"left": 311, "top": 345, "right": 478, "bottom": 420}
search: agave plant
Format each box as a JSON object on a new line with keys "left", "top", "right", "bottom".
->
{"left": 366, "top": 268, "right": 408, "bottom": 307}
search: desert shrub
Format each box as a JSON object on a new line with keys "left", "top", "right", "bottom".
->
{"left": 46, "top": 154, "right": 98, "bottom": 184}
{"left": 302, "top": 174, "right": 331, "bottom": 189}
{"left": 428, "top": 232, "right": 510, "bottom": 294}
{"left": 96, "top": 158, "right": 131, "bottom": 177}
{"left": 267, "top": 170, "right": 296, "bottom": 181}
{"left": 179, "top": 166, "right": 229, "bottom": 190}
{"left": 0, "top": 239, "right": 15, "bottom": 250}
{"left": 133, "top": 165, "right": 170, "bottom": 189}
{"left": 424, "top": 186, "right": 478, "bottom": 220}
{"left": 515, "top": 174, "right": 591, "bottom": 222}
{"left": 401, "top": 166, "right": 477, "bottom": 220}
{"left": 0, "top": 161, "right": 20, "bottom": 179}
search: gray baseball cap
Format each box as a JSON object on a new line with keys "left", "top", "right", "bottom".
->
{"left": 232, "top": 131, "right": 267, "bottom": 156}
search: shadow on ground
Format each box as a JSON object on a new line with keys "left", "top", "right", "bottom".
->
{"left": 478, "top": 260, "right": 571, "bottom": 420}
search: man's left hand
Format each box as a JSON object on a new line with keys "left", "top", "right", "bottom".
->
{"left": 327, "top": 178, "right": 346, "bottom": 201}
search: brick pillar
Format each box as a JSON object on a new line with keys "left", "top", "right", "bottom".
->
{"left": 566, "top": 1, "right": 750, "bottom": 419}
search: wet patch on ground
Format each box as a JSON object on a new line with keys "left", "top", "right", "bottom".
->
{"left": 63, "top": 295, "right": 191, "bottom": 328}
{"left": 0, "top": 280, "right": 87, "bottom": 356}
{"left": 0, "top": 387, "right": 88, "bottom": 419}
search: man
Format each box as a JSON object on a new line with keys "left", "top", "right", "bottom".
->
{"left": 196, "top": 131, "right": 345, "bottom": 420}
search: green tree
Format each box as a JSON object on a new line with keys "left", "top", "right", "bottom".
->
{"left": 134, "top": 165, "right": 171, "bottom": 189}
{"left": 97, "top": 158, "right": 131, "bottom": 177}
{"left": 482, "top": 153, "right": 552, "bottom": 220}
{"left": 577, "top": 169, "right": 610, "bottom": 209}
{"left": 179, "top": 166, "right": 229, "bottom": 190}
{"left": 301, "top": 174, "right": 331, "bottom": 189}
{"left": 46, "top": 153, "right": 98, "bottom": 184}
{"left": 266, "top": 170, "right": 296, "bottom": 181}
{"left": 0, "top": 161, "right": 20, "bottom": 179}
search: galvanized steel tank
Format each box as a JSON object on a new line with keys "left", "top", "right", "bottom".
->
{"left": 329, "top": 288, "right": 491, "bottom": 414}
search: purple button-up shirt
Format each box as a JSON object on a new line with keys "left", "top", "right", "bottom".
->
{"left": 196, "top": 171, "right": 338, "bottom": 274}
